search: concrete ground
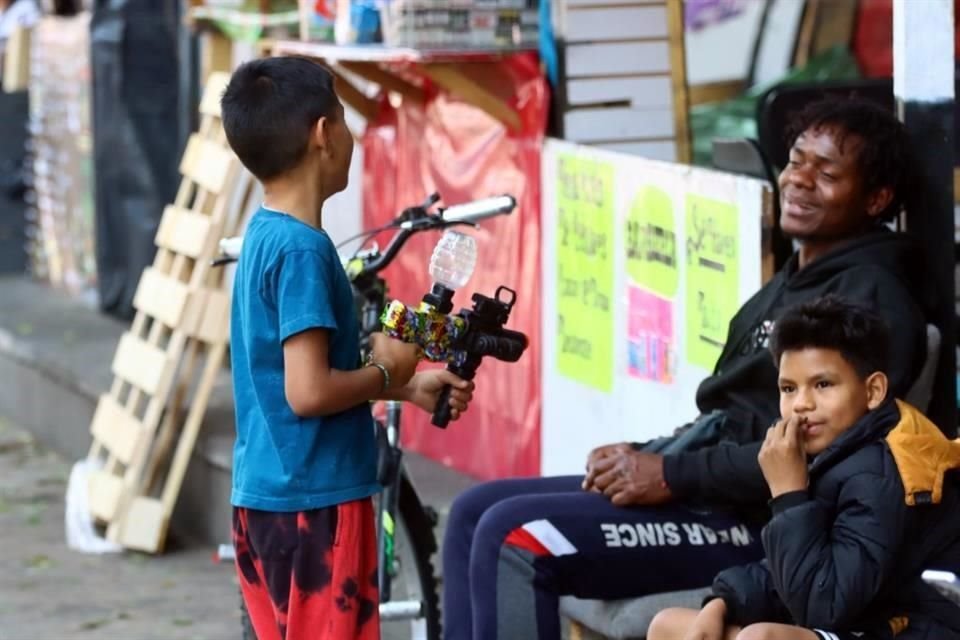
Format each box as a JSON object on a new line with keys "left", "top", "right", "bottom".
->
{"left": 0, "top": 412, "right": 484, "bottom": 640}
{"left": 0, "top": 416, "right": 243, "bottom": 640}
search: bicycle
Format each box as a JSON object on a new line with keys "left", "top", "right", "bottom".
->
{"left": 215, "top": 193, "right": 522, "bottom": 640}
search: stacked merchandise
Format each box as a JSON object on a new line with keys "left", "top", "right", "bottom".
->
{"left": 27, "top": 14, "right": 97, "bottom": 302}
{"left": 353, "top": 0, "right": 538, "bottom": 49}
{"left": 381, "top": 0, "right": 538, "bottom": 49}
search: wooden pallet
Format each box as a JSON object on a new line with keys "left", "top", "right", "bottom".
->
{"left": 114, "top": 293, "right": 233, "bottom": 553}
{"left": 86, "top": 71, "right": 246, "bottom": 552}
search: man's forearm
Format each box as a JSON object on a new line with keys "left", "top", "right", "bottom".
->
{"left": 663, "top": 441, "right": 769, "bottom": 504}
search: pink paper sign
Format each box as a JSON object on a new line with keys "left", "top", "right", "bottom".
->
{"left": 627, "top": 286, "right": 674, "bottom": 383}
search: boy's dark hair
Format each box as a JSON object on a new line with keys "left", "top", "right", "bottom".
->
{"left": 785, "top": 97, "right": 915, "bottom": 221}
{"left": 220, "top": 57, "right": 340, "bottom": 181}
{"left": 769, "top": 295, "right": 890, "bottom": 378}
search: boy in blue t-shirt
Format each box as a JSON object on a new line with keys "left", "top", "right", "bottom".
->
{"left": 220, "top": 57, "right": 475, "bottom": 640}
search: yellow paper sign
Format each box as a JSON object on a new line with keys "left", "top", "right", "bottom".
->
{"left": 685, "top": 195, "right": 739, "bottom": 370}
{"left": 625, "top": 186, "right": 678, "bottom": 297}
{"left": 556, "top": 154, "right": 615, "bottom": 392}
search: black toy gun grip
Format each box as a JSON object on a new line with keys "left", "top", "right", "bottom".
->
{"left": 432, "top": 384, "right": 455, "bottom": 428}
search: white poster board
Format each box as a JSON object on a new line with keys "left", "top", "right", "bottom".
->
{"left": 541, "top": 139, "right": 769, "bottom": 475}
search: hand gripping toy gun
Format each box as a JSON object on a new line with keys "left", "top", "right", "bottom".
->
{"left": 380, "top": 229, "right": 528, "bottom": 427}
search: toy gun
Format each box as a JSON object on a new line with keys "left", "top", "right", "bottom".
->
{"left": 381, "top": 230, "right": 528, "bottom": 427}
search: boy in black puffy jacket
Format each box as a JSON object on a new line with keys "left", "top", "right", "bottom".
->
{"left": 648, "top": 295, "right": 960, "bottom": 640}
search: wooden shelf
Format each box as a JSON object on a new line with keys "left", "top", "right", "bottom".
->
{"left": 269, "top": 40, "right": 536, "bottom": 64}
{"left": 264, "top": 39, "right": 534, "bottom": 132}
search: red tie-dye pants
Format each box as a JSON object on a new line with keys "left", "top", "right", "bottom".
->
{"left": 232, "top": 498, "right": 379, "bottom": 640}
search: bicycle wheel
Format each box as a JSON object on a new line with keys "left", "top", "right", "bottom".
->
{"left": 379, "top": 471, "right": 442, "bottom": 640}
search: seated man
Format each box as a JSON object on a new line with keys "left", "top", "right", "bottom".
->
{"left": 649, "top": 295, "right": 960, "bottom": 640}
{"left": 441, "top": 97, "right": 935, "bottom": 640}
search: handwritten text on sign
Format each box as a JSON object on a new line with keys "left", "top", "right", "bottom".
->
{"left": 685, "top": 195, "right": 739, "bottom": 370}
{"left": 625, "top": 186, "right": 679, "bottom": 298}
{"left": 556, "top": 154, "right": 614, "bottom": 392}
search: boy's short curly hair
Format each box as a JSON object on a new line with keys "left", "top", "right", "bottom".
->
{"left": 769, "top": 295, "right": 890, "bottom": 378}
{"left": 785, "top": 97, "right": 915, "bottom": 222}
{"left": 220, "top": 57, "right": 340, "bottom": 181}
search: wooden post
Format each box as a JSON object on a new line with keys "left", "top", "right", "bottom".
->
{"left": 2, "top": 26, "right": 32, "bottom": 93}
{"left": 894, "top": 0, "right": 956, "bottom": 435}
{"left": 201, "top": 30, "right": 233, "bottom": 82}
{"left": 665, "top": 0, "right": 691, "bottom": 164}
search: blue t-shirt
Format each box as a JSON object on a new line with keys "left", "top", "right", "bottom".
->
{"left": 229, "top": 208, "right": 378, "bottom": 511}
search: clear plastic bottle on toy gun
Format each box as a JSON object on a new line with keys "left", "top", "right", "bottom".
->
{"left": 380, "top": 230, "right": 476, "bottom": 365}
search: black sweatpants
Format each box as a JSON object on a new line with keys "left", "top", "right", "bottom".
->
{"left": 441, "top": 475, "right": 764, "bottom": 640}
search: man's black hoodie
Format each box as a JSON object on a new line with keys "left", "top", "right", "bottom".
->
{"left": 662, "top": 228, "right": 932, "bottom": 506}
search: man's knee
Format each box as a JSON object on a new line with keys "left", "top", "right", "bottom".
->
{"left": 449, "top": 482, "right": 501, "bottom": 533}
{"left": 469, "top": 496, "right": 548, "bottom": 575}
{"left": 472, "top": 498, "right": 523, "bottom": 546}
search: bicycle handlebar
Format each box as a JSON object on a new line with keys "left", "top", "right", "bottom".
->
{"left": 421, "top": 195, "right": 516, "bottom": 227}
{"left": 212, "top": 193, "right": 516, "bottom": 269}
{"left": 353, "top": 193, "right": 516, "bottom": 278}
{"left": 218, "top": 236, "right": 243, "bottom": 260}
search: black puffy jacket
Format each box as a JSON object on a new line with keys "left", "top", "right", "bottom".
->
{"left": 712, "top": 401, "right": 960, "bottom": 639}
{"left": 663, "top": 229, "right": 932, "bottom": 507}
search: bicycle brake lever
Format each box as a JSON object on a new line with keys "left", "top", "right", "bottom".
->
{"left": 399, "top": 214, "right": 447, "bottom": 231}
{"left": 420, "top": 192, "right": 441, "bottom": 209}
{"left": 397, "top": 193, "right": 442, "bottom": 226}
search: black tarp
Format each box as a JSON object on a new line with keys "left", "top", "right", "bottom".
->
{"left": 91, "top": 0, "right": 180, "bottom": 319}
{"left": 0, "top": 90, "right": 29, "bottom": 275}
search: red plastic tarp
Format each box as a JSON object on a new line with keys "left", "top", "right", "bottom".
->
{"left": 361, "top": 52, "right": 548, "bottom": 480}
{"left": 853, "top": 0, "right": 960, "bottom": 77}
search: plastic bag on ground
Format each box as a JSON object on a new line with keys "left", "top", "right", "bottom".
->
{"left": 64, "top": 459, "right": 123, "bottom": 554}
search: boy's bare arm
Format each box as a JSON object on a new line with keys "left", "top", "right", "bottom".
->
{"left": 283, "top": 328, "right": 417, "bottom": 417}
{"left": 379, "top": 369, "right": 476, "bottom": 422}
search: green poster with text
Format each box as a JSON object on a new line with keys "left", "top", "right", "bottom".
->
{"left": 625, "top": 186, "right": 678, "bottom": 297}
{"left": 685, "top": 195, "right": 739, "bottom": 370}
{"left": 556, "top": 154, "right": 615, "bottom": 391}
